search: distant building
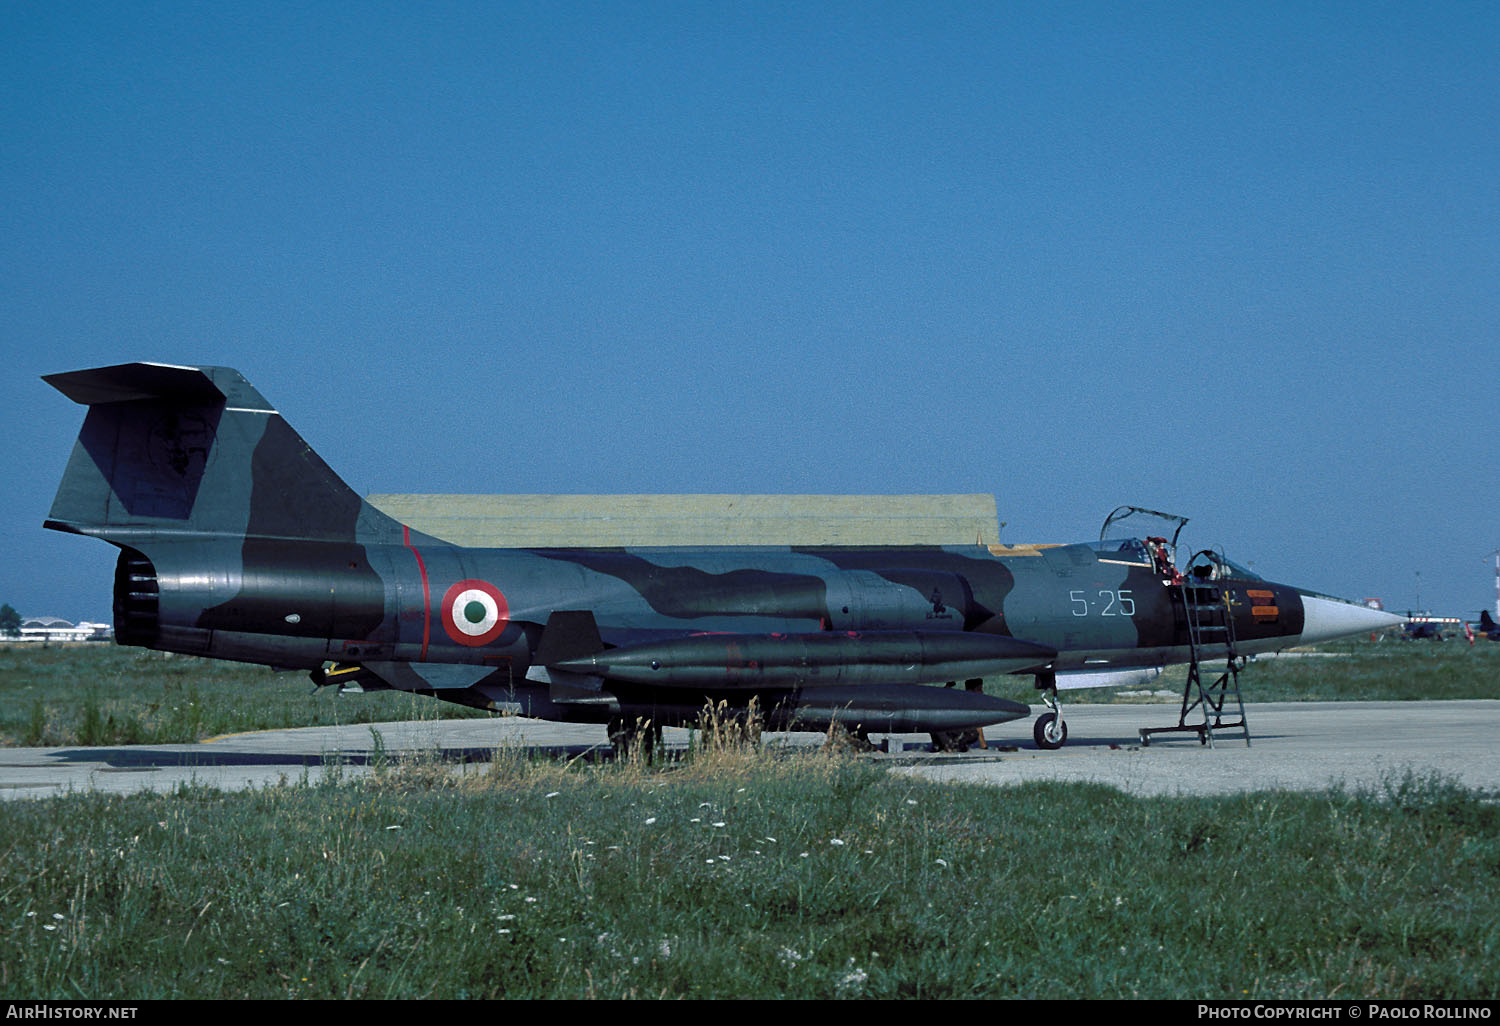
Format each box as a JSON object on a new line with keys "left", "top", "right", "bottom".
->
{"left": 12, "top": 617, "right": 113, "bottom": 643}
{"left": 366, "top": 494, "right": 1002, "bottom": 548}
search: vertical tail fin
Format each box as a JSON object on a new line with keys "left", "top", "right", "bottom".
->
{"left": 44, "top": 362, "right": 407, "bottom": 546}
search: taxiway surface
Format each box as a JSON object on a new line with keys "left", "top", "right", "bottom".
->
{"left": 1, "top": 701, "right": 1496, "bottom": 801}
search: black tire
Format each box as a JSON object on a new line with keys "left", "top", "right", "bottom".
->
{"left": 929, "top": 730, "right": 968, "bottom": 753}
{"left": 1033, "top": 712, "right": 1067, "bottom": 750}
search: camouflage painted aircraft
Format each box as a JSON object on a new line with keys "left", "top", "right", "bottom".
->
{"left": 1402, "top": 620, "right": 1448, "bottom": 640}
{"left": 1474, "top": 611, "right": 1500, "bottom": 641}
{"left": 44, "top": 362, "right": 1405, "bottom": 750}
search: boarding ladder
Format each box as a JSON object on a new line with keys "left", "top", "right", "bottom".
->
{"left": 1140, "top": 551, "right": 1251, "bottom": 748}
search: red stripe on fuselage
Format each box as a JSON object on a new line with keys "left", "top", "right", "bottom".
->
{"left": 404, "top": 525, "right": 431, "bottom": 661}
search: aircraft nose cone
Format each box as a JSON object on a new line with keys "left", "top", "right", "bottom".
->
{"left": 1298, "top": 595, "right": 1407, "bottom": 645}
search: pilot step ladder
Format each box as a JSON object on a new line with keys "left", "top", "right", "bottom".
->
{"left": 1140, "top": 562, "right": 1251, "bottom": 748}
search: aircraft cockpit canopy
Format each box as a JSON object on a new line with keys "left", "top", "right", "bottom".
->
{"left": 1084, "top": 538, "right": 1153, "bottom": 566}
{"left": 1188, "top": 550, "right": 1264, "bottom": 582}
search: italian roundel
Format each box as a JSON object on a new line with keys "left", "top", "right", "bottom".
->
{"left": 441, "top": 579, "right": 509, "bottom": 647}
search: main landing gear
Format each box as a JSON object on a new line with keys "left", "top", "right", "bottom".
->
{"left": 928, "top": 678, "right": 989, "bottom": 753}
{"left": 929, "top": 728, "right": 983, "bottom": 753}
{"left": 1032, "top": 672, "right": 1068, "bottom": 750}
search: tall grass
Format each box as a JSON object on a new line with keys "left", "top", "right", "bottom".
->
{"left": 0, "top": 645, "right": 489, "bottom": 746}
{"left": 1, "top": 750, "right": 1495, "bottom": 999}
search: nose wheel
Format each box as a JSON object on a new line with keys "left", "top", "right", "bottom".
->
{"left": 1033, "top": 686, "right": 1068, "bottom": 749}
{"left": 1033, "top": 712, "right": 1067, "bottom": 749}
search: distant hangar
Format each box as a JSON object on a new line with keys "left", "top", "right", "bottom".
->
{"left": 364, "top": 494, "right": 1002, "bottom": 548}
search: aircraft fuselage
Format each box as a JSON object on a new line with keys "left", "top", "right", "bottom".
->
{"left": 113, "top": 533, "right": 1306, "bottom": 690}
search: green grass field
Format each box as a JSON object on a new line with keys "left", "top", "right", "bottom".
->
{"left": 0, "top": 644, "right": 489, "bottom": 747}
{"left": 1, "top": 751, "right": 1495, "bottom": 999}
{"left": 1, "top": 639, "right": 1497, "bottom": 999}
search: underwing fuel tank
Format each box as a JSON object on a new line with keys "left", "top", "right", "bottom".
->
{"left": 553, "top": 630, "right": 1056, "bottom": 689}
{"left": 788, "top": 684, "right": 1030, "bottom": 732}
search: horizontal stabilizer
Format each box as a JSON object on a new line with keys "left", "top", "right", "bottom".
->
{"left": 44, "top": 363, "right": 227, "bottom": 407}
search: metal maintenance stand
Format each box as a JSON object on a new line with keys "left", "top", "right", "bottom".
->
{"left": 1140, "top": 551, "right": 1251, "bottom": 748}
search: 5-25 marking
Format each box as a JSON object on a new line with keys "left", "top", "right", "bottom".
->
{"left": 1070, "top": 589, "right": 1135, "bottom": 617}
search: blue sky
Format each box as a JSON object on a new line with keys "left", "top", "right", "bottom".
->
{"left": 3, "top": 1, "right": 1496, "bottom": 623}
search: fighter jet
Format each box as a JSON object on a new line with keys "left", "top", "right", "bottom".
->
{"left": 43, "top": 363, "right": 1405, "bottom": 751}
{"left": 1474, "top": 611, "right": 1500, "bottom": 641}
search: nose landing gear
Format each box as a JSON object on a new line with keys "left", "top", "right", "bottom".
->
{"left": 1033, "top": 710, "right": 1067, "bottom": 750}
{"left": 1032, "top": 671, "right": 1068, "bottom": 749}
